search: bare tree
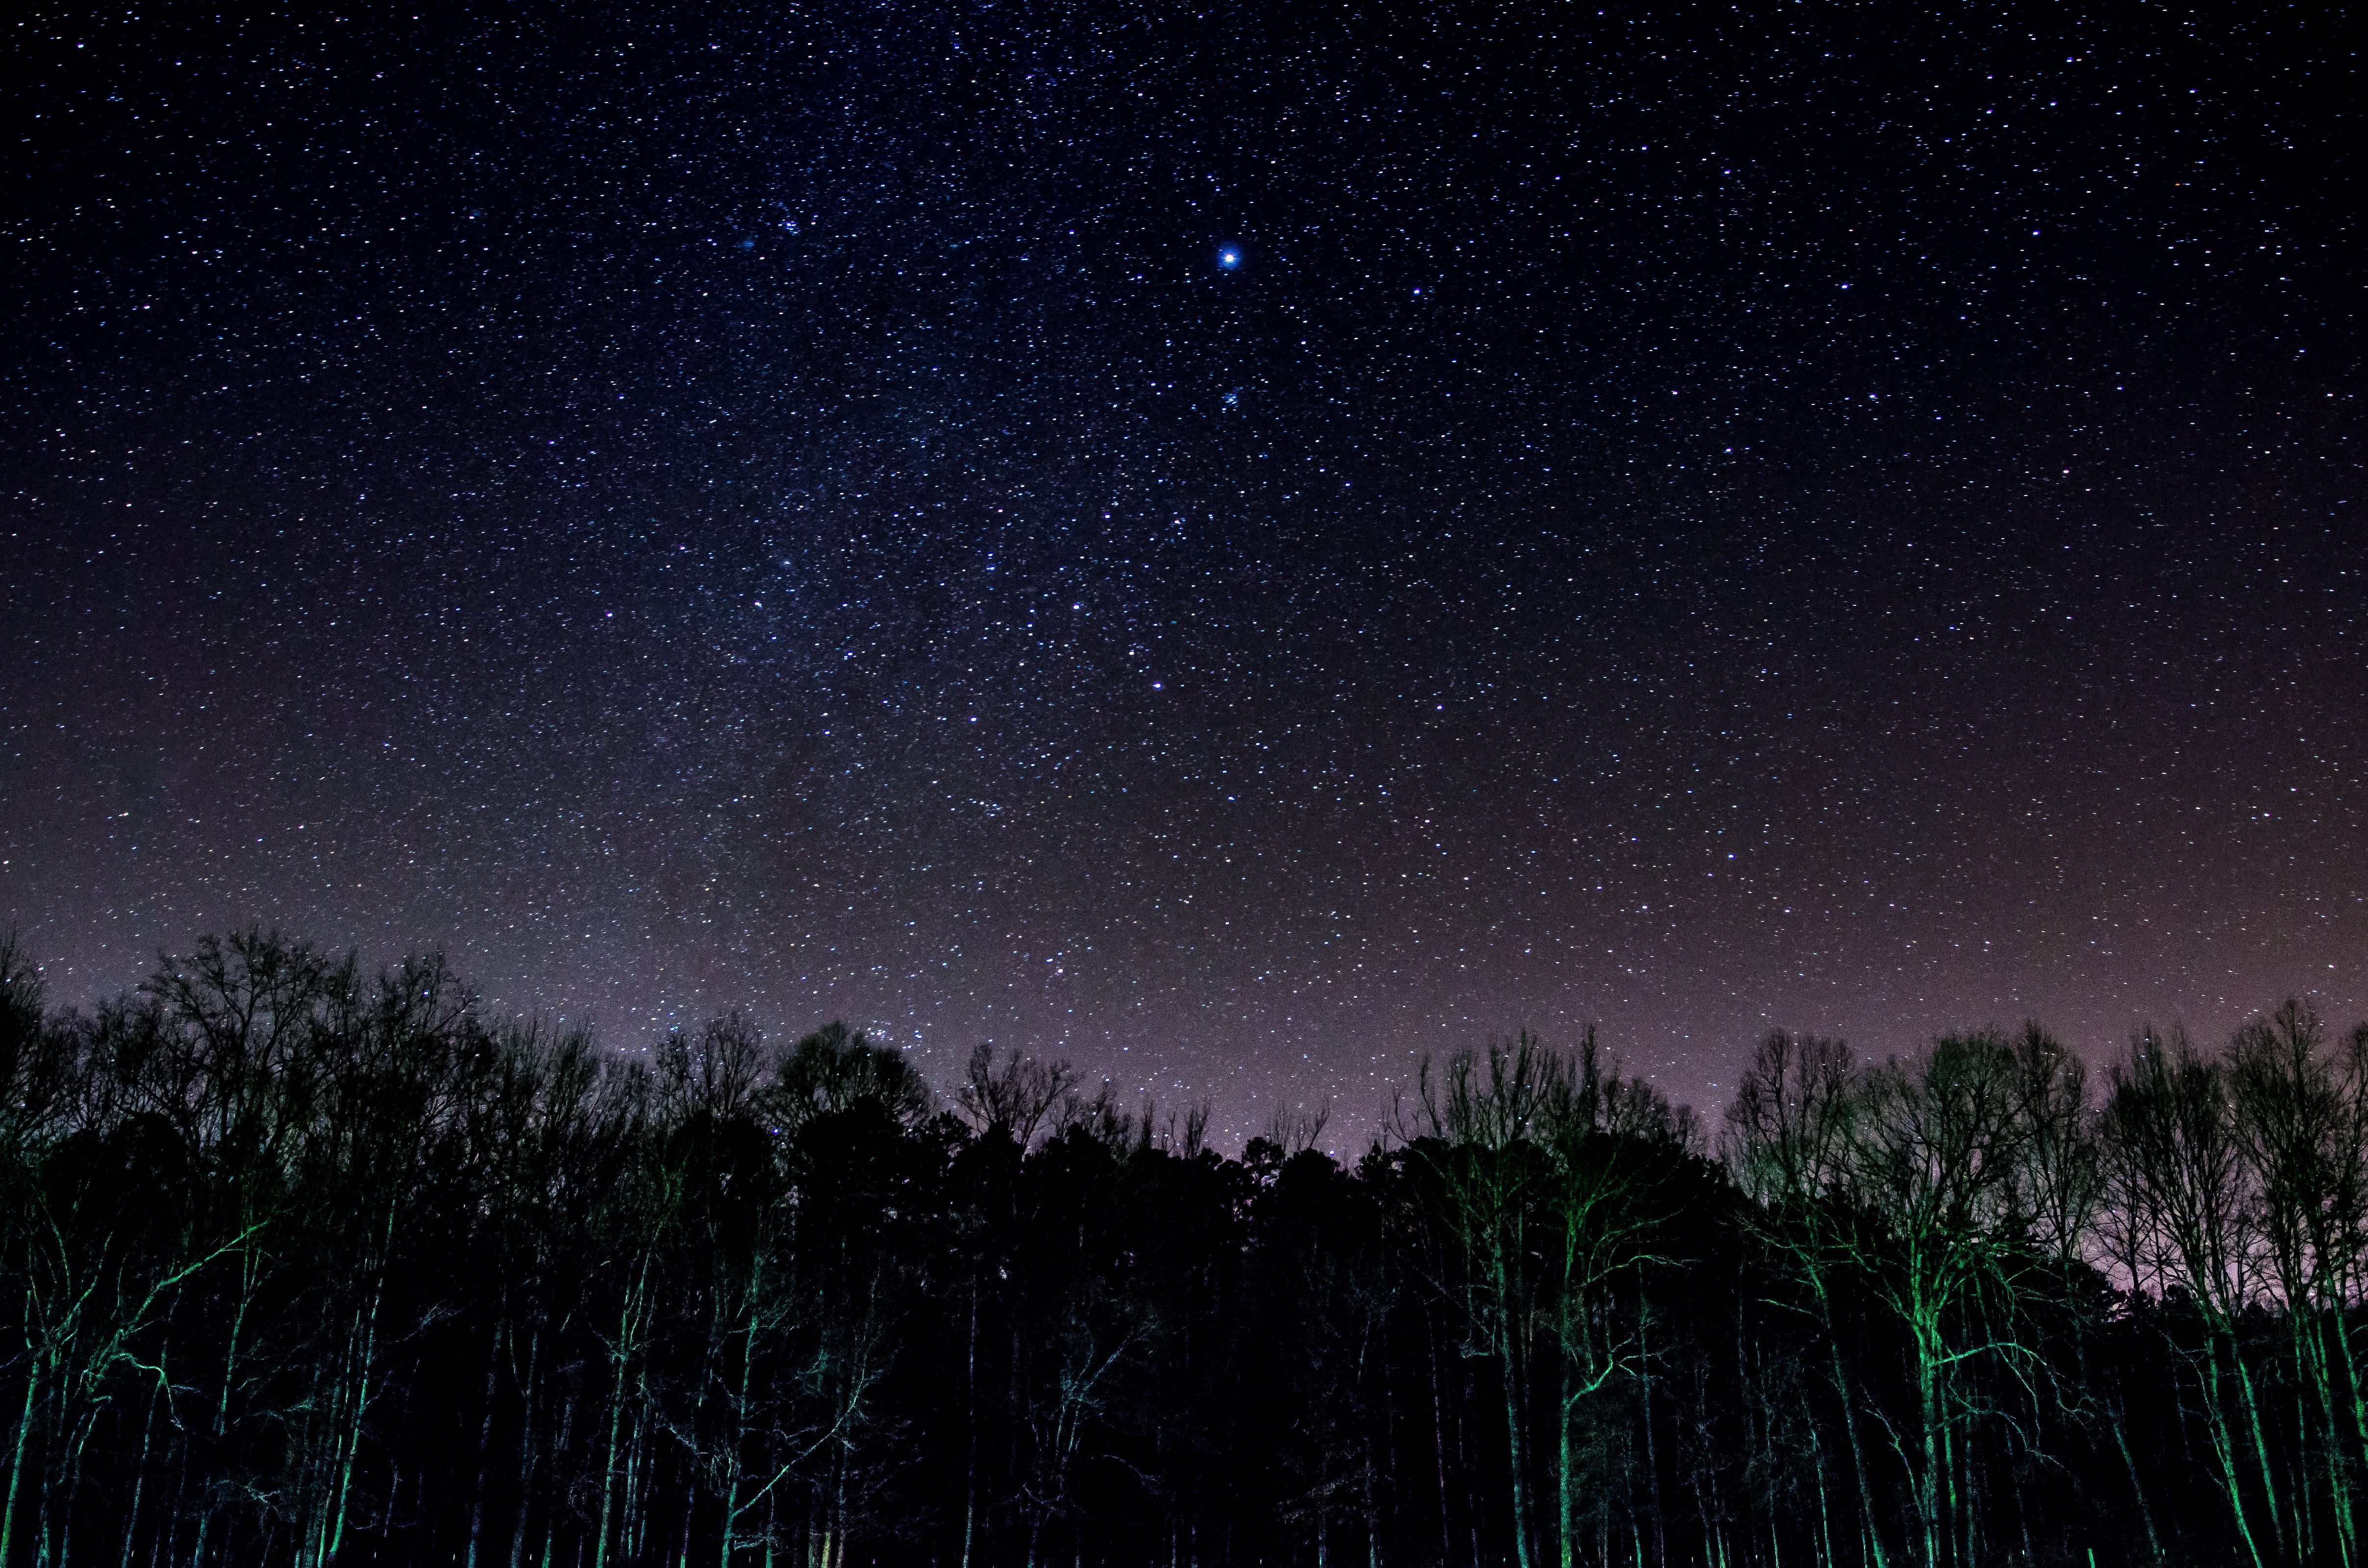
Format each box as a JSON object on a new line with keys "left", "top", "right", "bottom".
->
{"left": 2101, "top": 1026, "right": 2281, "bottom": 1568}
{"left": 2228, "top": 1000, "right": 2367, "bottom": 1566}
{"left": 1538, "top": 1030, "right": 1688, "bottom": 1568}
{"left": 1724, "top": 1032, "right": 1888, "bottom": 1568}
{"left": 1411, "top": 1032, "right": 1563, "bottom": 1568}
{"left": 1846, "top": 1031, "right": 2063, "bottom": 1568}
{"left": 955, "top": 1045, "right": 1078, "bottom": 1150}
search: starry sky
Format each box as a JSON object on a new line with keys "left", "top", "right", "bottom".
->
{"left": 6, "top": 2, "right": 2361, "bottom": 1151}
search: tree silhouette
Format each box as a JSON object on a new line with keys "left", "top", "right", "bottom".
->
{"left": 0, "top": 928, "right": 2363, "bottom": 1567}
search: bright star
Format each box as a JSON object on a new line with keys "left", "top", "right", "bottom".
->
{"left": 1217, "top": 248, "right": 1240, "bottom": 269}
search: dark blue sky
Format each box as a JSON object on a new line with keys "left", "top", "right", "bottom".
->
{"left": 6, "top": 1, "right": 2360, "bottom": 1151}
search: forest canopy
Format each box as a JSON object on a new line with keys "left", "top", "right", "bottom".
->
{"left": 1, "top": 928, "right": 2363, "bottom": 1568}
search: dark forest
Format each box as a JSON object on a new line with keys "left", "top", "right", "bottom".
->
{"left": 3, "top": 931, "right": 2363, "bottom": 1568}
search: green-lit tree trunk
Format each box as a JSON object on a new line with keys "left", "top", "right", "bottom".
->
{"left": 1496, "top": 1242, "right": 1536, "bottom": 1568}
{"left": 2234, "top": 1339, "right": 2287, "bottom": 1564}
{"left": 1557, "top": 1347, "right": 1574, "bottom": 1568}
{"left": 717, "top": 1248, "right": 777, "bottom": 1568}
{"left": 1813, "top": 1284, "right": 1885, "bottom": 1568}
{"left": 2105, "top": 1370, "right": 2166, "bottom": 1564}
{"left": 719, "top": 1344, "right": 752, "bottom": 1568}
{"left": 1812, "top": 1404, "right": 1837, "bottom": 1568}
{"left": 2201, "top": 1331, "right": 2270, "bottom": 1568}
{"left": 2293, "top": 1312, "right": 2345, "bottom": 1568}
{"left": 117, "top": 1375, "right": 160, "bottom": 1568}
{"left": 2320, "top": 1307, "right": 2358, "bottom": 1568}
{"left": 314, "top": 1205, "right": 396, "bottom": 1568}
{"left": 1911, "top": 1312, "right": 1943, "bottom": 1568}
{"left": 0, "top": 1321, "right": 38, "bottom": 1568}
{"left": 594, "top": 1254, "right": 653, "bottom": 1568}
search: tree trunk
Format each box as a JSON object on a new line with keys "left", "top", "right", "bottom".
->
{"left": 1815, "top": 1286, "right": 1885, "bottom": 1568}
{"left": 2203, "top": 1333, "right": 2270, "bottom": 1568}
{"left": 962, "top": 1278, "right": 978, "bottom": 1568}
{"left": 1, "top": 1325, "right": 39, "bottom": 1568}
{"left": 469, "top": 1321, "right": 504, "bottom": 1568}
{"left": 511, "top": 1325, "right": 542, "bottom": 1568}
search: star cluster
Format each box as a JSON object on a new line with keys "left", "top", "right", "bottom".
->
{"left": 5, "top": 3, "right": 2360, "bottom": 1149}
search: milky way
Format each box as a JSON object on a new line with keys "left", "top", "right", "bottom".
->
{"left": 6, "top": 4, "right": 2360, "bottom": 1150}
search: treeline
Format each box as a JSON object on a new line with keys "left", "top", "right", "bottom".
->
{"left": 1, "top": 932, "right": 2366, "bottom": 1568}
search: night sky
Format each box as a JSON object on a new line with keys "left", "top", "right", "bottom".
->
{"left": 6, "top": 3, "right": 2360, "bottom": 1152}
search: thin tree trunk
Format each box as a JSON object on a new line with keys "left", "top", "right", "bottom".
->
{"left": 1426, "top": 1309, "right": 1451, "bottom": 1565}
{"left": 1817, "top": 1289, "right": 1885, "bottom": 1568}
{"left": 1558, "top": 1350, "right": 1575, "bottom": 1568}
{"left": 326, "top": 1256, "right": 390, "bottom": 1568}
{"left": 469, "top": 1320, "right": 504, "bottom": 1568}
{"left": 1497, "top": 1252, "right": 1536, "bottom": 1568}
{"left": 1638, "top": 1292, "right": 1662, "bottom": 1568}
{"left": 1, "top": 1327, "right": 40, "bottom": 1568}
{"left": 119, "top": 1377, "right": 161, "bottom": 1568}
{"left": 2109, "top": 1385, "right": 2165, "bottom": 1565}
{"left": 963, "top": 1277, "right": 978, "bottom": 1568}
{"left": 2303, "top": 1311, "right": 2354, "bottom": 1568}
{"left": 2330, "top": 1298, "right": 2368, "bottom": 1568}
{"left": 2204, "top": 1335, "right": 2270, "bottom": 1568}
{"left": 511, "top": 1324, "right": 542, "bottom": 1568}
{"left": 198, "top": 1237, "right": 264, "bottom": 1568}
{"left": 720, "top": 1260, "right": 761, "bottom": 1568}
{"left": 1499, "top": 1360, "right": 1531, "bottom": 1568}
{"left": 597, "top": 1257, "right": 652, "bottom": 1568}
{"left": 2233, "top": 1332, "right": 2287, "bottom": 1562}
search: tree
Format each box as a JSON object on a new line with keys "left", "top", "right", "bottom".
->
{"left": 1726, "top": 1030, "right": 1890, "bottom": 1568}
{"left": 0, "top": 934, "right": 75, "bottom": 1568}
{"left": 2227, "top": 1000, "right": 2368, "bottom": 1568}
{"left": 1537, "top": 1033, "right": 1692, "bottom": 1568}
{"left": 2100, "top": 1026, "right": 2281, "bottom": 1568}
{"left": 1411, "top": 1032, "right": 1563, "bottom": 1568}
{"left": 1844, "top": 1031, "right": 2066, "bottom": 1568}
{"left": 956, "top": 1044, "right": 1078, "bottom": 1149}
